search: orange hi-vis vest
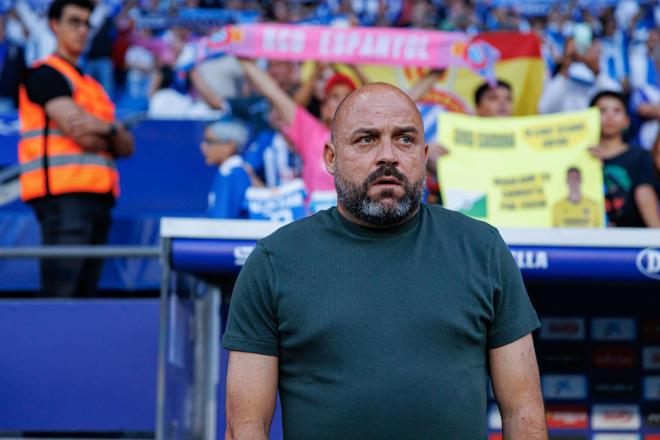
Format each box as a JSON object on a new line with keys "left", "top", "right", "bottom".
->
{"left": 18, "top": 54, "right": 119, "bottom": 202}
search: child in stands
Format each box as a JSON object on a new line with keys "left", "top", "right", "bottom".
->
{"left": 590, "top": 91, "right": 660, "bottom": 227}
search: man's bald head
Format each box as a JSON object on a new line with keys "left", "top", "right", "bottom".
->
{"left": 331, "top": 83, "right": 423, "bottom": 145}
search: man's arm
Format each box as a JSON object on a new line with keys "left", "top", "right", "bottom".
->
{"left": 407, "top": 69, "right": 444, "bottom": 102}
{"left": 239, "top": 59, "right": 297, "bottom": 125}
{"left": 635, "top": 184, "right": 660, "bottom": 227}
{"left": 652, "top": 123, "right": 660, "bottom": 175}
{"left": 15, "top": 0, "right": 42, "bottom": 37}
{"left": 292, "top": 61, "right": 325, "bottom": 108}
{"left": 189, "top": 67, "right": 225, "bottom": 110}
{"left": 45, "top": 97, "right": 134, "bottom": 157}
{"left": 489, "top": 334, "right": 547, "bottom": 440}
{"left": 226, "top": 351, "right": 278, "bottom": 440}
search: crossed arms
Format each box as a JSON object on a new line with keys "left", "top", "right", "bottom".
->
{"left": 44, "top": 97, "right": 134, "bottom": 158}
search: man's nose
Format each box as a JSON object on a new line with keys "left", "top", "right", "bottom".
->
{"left": 376, "top": 138, "right": 399, "bottom": 166}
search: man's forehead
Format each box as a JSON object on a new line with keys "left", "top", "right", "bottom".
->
{"left": 337, "top": 88, "right": 421, "bottom": 128}
{"left": 62, "top": 4, "right": 91, "bottom": 17}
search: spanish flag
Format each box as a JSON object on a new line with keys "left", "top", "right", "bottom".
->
{"left": 346, "top": 32, "right": 545, "bottom": 117}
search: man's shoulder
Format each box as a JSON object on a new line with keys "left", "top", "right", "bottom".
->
{"left": 627, "top": 146, "right": 654, "bottom": 163}
{"left": 259, "top": 209, "right": 335, "bottom": 251}
{"left": 425, "top": 204, "right": 496, "bottom": 229}
{"left": 26, "top": 64, "right": 65, "bottom": 84}
{"left": 609, "top": 146, "right": 649, "bottom": 163}
{"left": 424, "top": 204, "right": 499, "bottom": 242}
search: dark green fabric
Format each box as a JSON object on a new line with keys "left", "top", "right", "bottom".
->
{"left": 223, "top": 204, "right": 540, "bottom": 439}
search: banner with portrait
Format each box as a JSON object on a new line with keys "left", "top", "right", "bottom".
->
{"left": 437, "top": 109, "right": 606, "bottom": 228}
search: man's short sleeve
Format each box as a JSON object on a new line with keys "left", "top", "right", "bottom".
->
{"left": 25, "top": 65, "right": 72, "bottom": 107}
{"left": 222, "top": 242, "right": 279, "bottom": 356}
{"left": 487, "top": 232, "right": 541, "bottom": 349}
{"left": 634, "top": 149, "right": 659, "bottom": 189}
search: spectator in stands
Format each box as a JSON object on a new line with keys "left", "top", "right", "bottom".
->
{"left": 14, "top": 0, "right": 56, "bottom": 65}
{"left": 438, "top": 0, "right": 480, "bottom": 34}
{"left": 0, "top": 13, "right": 26, "bottom": 112}
{"left": 147, "top": 63, "right": 221, "bottom": 119}
{"left": 238, "top": 60, "right": 354, "bottom": 196}
{"left": 123, "top": 43, "right": 155, "bottom": 107}
{"left": 427, "top": 79, "right": 514, "bottom": 203}
{"left": 474, "top": 79, "right": 513, "bottom": 117}
{"left": 19, "top": 0, "right": 134, "bottom": 297}
{"left": 552, "top": 166, "right": 603, "bottom": 227}
{"left": 539, "top": 38, "right": 621, "bottom": 114}
{"left": 629, "top": 28, "right": 660, "bottom": 152}
{"left": 242, "top": 108, "right": 298, "bottom": 188}
{"left": 589, "top": 91, "right": 660, "bottom": 227}
{"left": 599, "top": 12, "right": 628, "bottom": 88}
{"left": 189, "top": 55, "right": 244, "bottom": 109}
{"left": 84, "top": 0, "right": 117, "bottom": 98}
{"left": 201, "top": 118, "right": 259, "bottom": 219}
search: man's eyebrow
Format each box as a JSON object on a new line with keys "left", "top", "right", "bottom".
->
{"left": 393, "top": 126, "right": 419, "bottom": 135}
{"left": 350, "top": 128, "right": 380, "bottom": 137}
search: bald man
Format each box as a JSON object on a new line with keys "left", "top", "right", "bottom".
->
{"left": 223, "top": 84, "right": 547, "bottom": 440}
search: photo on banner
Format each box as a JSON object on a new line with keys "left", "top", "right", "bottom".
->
{"left": 437, "top": 109, "right": 606, "bottom": 228}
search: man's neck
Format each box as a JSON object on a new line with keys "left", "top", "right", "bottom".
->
{"left": 55, "top": 47, "right": 80, "bottom": 66}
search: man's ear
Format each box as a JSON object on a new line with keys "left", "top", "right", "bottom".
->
{"left": 49, "top": 18, "right": 58, "bottom": 35}
{"left": 323, "top": 141, "right": 337, "bottom": 175}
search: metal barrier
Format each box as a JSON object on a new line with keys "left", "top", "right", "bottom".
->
{"left": 0, "top": 245, "right": 160, "bottom": 259}
{"left": 157, "top": 236, "right": 222, "bottom": 440}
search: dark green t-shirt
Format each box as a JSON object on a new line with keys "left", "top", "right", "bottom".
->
{"left": 223, "top": 204, "right": 540, "bottom": 439}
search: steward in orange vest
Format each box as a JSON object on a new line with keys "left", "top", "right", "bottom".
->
{"left": 19, "top": 54, "right": 119, "bottom": 201}
{"left": 19, "top": 0, "right": 133, "bottom": 297}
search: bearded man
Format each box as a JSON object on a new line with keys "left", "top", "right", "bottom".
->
{"left": 222, "top": 83, "right": 547, "bottom": 440}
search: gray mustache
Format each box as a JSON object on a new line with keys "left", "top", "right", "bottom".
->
{"left": 364, "top": 165, "right": 408, "bottom": 189}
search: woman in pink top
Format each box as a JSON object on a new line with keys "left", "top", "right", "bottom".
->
{"left": 240, "top": 60, "right": 355, "bottom": 194}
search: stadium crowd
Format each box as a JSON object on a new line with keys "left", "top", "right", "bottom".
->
{"left": 1, "top": 0, "right": 660, "bottom": 227}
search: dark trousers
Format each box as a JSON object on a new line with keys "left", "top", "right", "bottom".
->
{"left": 32, "top": 194, "right": 113, "bottom": 297}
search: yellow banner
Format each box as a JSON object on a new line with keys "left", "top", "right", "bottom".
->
{"left": 437, "top": 109, "right": 606, "bottom": 228}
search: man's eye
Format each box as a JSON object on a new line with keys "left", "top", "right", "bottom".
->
{"left": 400, "top": 135, "right": 413, "bottom": 144}
{"left": 359, "top": 136, "right": 374, "bottom": 144}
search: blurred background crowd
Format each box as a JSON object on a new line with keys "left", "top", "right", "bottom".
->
{"left": 1, "top": 0, "right": 659, "bottom": 226}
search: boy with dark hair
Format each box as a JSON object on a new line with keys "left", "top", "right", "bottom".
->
{"left": 589, "top": 91, "right": 660, "bottom": 227}
{"left": 473, "top": 79, "right": 513, "bottom": 117}
{"left": 47, "top": 0, "right": 95, "bottom": 20}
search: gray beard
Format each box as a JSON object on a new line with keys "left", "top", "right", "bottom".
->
{"left": 334, "top": 163, "right": 425, "bottom": 227}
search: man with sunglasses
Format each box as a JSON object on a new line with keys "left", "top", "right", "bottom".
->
{"left": 18, "top": 0, "right": 134, "bottom": 297}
